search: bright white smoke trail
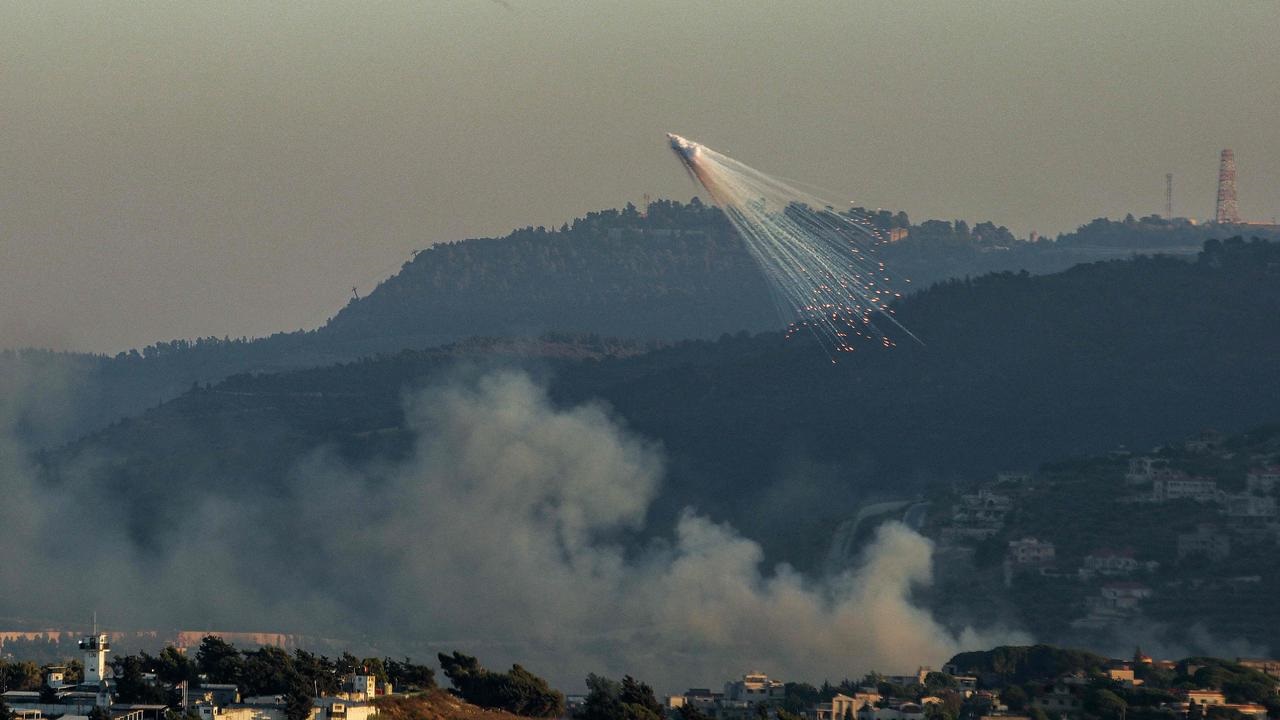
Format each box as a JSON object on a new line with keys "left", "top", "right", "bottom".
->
{"left": 667, "top": 133, "right": 919, "bottom": 356}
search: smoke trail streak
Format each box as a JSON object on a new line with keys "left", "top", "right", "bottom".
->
{"left": 667, "top": 134, "right": 918, "bottom": 357}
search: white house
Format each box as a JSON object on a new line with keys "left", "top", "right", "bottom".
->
{"left": 1223, "top": 494, "right": 1277, "bottom": 519}
{"left": 1100, "top": 582, "right": 1152, "bottom": 609}
{"left": 724, "top": 673, "right": 785, "bottom": 705}
{"left": 1151, "top": 475, "right": 1219, "bottom": 503}
{"left": 1007, "top": 538, "right": 1055, "bottom": 565}
{"left": 1246, "top": 467, "right": 1280, "bottom": 494}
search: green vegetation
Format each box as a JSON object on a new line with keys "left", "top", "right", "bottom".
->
{"left": 576, "top": 674, "right": 664, "bottom": 720}
{"left": 938, "top": 646, "right": 1280, "bottom": 720}
{"left": 13, "top": 199, "right": 1262, "bottom": 451}
{"left": 437, "top": 652, "right": 563, "bottom": 718}
{"left": 33, "top": 238, "right": 1280, "bottom": 581}
{"left": 946, "top": 645, "right": 1111, "bottom": 684}
{"left": 103, "top": 636, "right": 435, "bottom": 714}
{"left": 925, "top": 417, "right": 1280, "bottom": 647}
{"left": 0, "top": 660, "right": 42, "bottom": 692}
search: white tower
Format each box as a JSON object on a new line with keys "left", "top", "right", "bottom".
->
{"left": 80, "top": 633, "right": 110, "bottom": 686}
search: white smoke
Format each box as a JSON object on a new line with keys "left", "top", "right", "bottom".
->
{"left": 0, "top": 369, "right": 1023, "bottom": 691}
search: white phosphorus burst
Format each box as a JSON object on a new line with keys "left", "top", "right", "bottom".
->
{"left": 667, "top": 134, "right": 920, "bottom": 358}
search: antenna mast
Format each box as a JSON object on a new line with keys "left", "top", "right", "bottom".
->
{"left": 1215, "top": 149, "right": 1240, "bottom": 223}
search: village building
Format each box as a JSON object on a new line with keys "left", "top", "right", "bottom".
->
{"left": 1031, "top": 686, "right": 1082, "bottom": 716}
{"left": 814, "top": 692, "right": 880, "bottom": 720}
{"left": 1007, "top": 538, "right": 1055, "bottom": 565}
{"left": 1237, "top": 658, "right": 1280, "bottom": 679}
{"left": 723, "top": 673, "right": 786, "bottom": 705}
{"left": 1081, "top": 549, "right": 1138, "bottom": 577}
{"left": 1099, "top": 582, "right": 1152, "bottom": 609}
{"left": 1126, "top": 457, "right": 1170, "bottom": 484}
{"left": 1151, "top": 475, "right": 1220, "bottom": 503}
{"left": 1223, "top": 494, "right": 1277, "bottom": 520}
{"left": 1246, "top": 467, "right": 1280, "bottom": 494}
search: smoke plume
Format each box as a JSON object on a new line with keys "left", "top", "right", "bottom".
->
{"left": 0, "top": 369, "right": 1023, "bottom": 690}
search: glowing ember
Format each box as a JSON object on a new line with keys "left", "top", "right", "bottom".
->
{"left": 666, "top": 133, "right": 918, "bottom": 358}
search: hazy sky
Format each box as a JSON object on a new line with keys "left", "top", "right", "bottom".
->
{"left": 3, "top": 1, "right": 1278, "bottom": 353}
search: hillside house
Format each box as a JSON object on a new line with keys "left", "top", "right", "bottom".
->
{"left": 814, "top": 692, "right": 880, "bottom": 720}
{"left": 957, "top": 488, "right": 1014, "bottom": 524}
{"left": 1246, "top": 467, "right": 1280, "bottom": 494}
{"left": 1007, "top": 538, "right": 1056, "bottom": 565}
{"left": 666, "top": 689, "right": 722, "bottom": 713}
{"left": 1126, "top": 457, "right": 1170, "bottom": 484}
{"left": 856, "top": 702, "right": 925, "bottom": 720}
{"left": 1152, "top": 475, "right": 1220, "bottom": 503}
{"left": 1031, "top": 687, "right": 1082, "bottom": 716}
{"left": 1223, "top": 494, "right": 1277, "bottom": 520}
{"left": 1082, "top": 549, "right": 1139, "bottom": 577}
{"left": 724, "top": 673, "right": 785, "bottom": 704}
{"left": 1180, "top": 690, "right": 1226, "bottom": 706}
{"left": 1105, "top": 667, "right": 1141, "bottom": 687}
{"left": 193, "top": 698, "right": 376, "bottom": 720}
{"left": 669, "top": 674, "right": 786, "bottom": 720}
{"left": 1099, "top": 582, "right": 1152, "bottom": 609}
{"left": 1236, "top": 658, "right": 1280, "bottom": 679}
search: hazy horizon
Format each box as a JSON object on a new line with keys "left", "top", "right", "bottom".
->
{"left": 3, "top": 1, "right": 1278, "bottom": 353}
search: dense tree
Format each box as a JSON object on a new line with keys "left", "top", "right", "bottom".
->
{"left": 284, "top": 677, "right": 314, "bottom": 720}
{"left": 676, "top": 705, "right": 709, "bottom": 720}
{"left": 577, "top": 674, "right": 663, "bottom": 720}
{"left": 438, "top": 652, "right": 562, "bottom": 718}
{"left": 111, "top": 655, "right": 169, "bottom": 704}
{"left": 384, "top": 657, "right": 435, "bottom": 692}
{"left": 1085, "top": 689, "right": 1127, "bottom": 720}
{"left": 620, "top": 676, "right": 663, "bottom": 720}
{"left": 1000, "top": 686, "right": 1028, "bottom": 712}
{"left": 154, "top": 646, "right": 199, "bottom": 687}
{"left": 946, "top": 646, "right": 1110, "bottom": 685}
{"left": 240, "top": 646, "right": 301, "bottom": 698}
{"left": 196, "top": 636, "right": 243, "bottom": 686}
{"left": 783, "top": 683, "right": 821, "bottom": 715}
{"left": 923, "top": 673, "right": 956, "bottom": 693}
{"left": 291, "top": 650, "right": 339, "bottom": 697}
{"left": 0, "top": 661, "right": 42, "bottom": 691}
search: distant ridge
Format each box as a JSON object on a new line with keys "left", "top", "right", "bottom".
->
{"left": 8, "top": 201, "right": 1278, "bottom": 449}
{"left": 42, "top": 237, "right": 1280, "bottom": 571}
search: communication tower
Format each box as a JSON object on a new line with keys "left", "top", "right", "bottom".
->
{"left": 1165, "top": 173, "right": 1173, "bottom": 218}
{"left": 1215, "top": 149, "right": 1240, "bottom": 223}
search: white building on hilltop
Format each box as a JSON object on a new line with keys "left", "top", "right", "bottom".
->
{"left": 724, "top": 673, "right": 785, "bottom": 704}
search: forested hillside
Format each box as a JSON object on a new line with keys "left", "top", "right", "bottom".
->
{"left": 8, "top": 200, "right": 1275, "bottom": 449}
{"left": 38, "top": 238, "right": 1280, "bottom": 569}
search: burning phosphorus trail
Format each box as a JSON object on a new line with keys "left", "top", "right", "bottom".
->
{"left": 666, "top": 133, "right": 920, "bottom": 357}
